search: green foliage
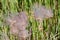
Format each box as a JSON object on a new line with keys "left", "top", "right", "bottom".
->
{"left": 0, "top": 0, "right": 60, "bottom": 40}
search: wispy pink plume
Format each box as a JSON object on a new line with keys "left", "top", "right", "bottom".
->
{"left": 6, "top": 11, "right": 30, "bottom": 39}
{"left": 32, "top": 3, "right": 53, "bottom": 20}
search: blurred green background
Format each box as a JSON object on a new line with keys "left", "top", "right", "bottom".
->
{"left": 0, "top": 0, "right": 60, "bottom": 40}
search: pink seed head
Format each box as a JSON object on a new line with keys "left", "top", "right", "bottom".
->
{"left": 6, "top": 11, "right": 28, "bottom": 34}
{"left": 32, "top": 3, "right": 53, "bottom": 20}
